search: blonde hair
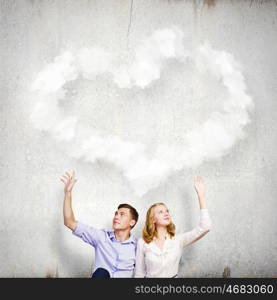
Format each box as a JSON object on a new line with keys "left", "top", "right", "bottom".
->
{"left": 142, "top": 202, "right": 175, "bottom": 243}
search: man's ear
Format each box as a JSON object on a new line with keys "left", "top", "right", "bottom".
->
{"left": 130, "top": 219, "right": 136, "bottom": 228}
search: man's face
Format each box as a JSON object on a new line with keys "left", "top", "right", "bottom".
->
{"left": 112, "top": 207, "right": 135, "bottom": 230}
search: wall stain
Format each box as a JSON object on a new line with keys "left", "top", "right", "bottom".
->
{"left": 203, "top": 0, "right": 217, "bottom": 7}
{"left": 45, "top": 265, "right": 59, "bottom": 278}
{"left": 168, "top": 0, "right": 277, "bottom": 8}
{"left": 222, "top": 266, "right": 231, "bottom": 278}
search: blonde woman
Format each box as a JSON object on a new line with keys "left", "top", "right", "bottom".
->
{"left": 134, "top": 176, "right": 212, "bottom": 278}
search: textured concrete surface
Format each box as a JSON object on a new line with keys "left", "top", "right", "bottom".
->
{"left": 1, "top": 0, "right": 277, "bottom": 277}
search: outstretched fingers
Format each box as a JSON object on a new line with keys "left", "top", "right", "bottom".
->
{"left": 60, "top": 172, "right": 70, "bottom": 184}
{"left": 194, "top": 175, "right": 203, "bottom": 182}
{"left": 60, "top": 175, "right": 68, "bottom": 184}
{"left": 71, "top": 170, "right": 77, "bottom": 181}
{"left": 60, "top": 171, "right": 77, "bottom": 183}
{"left": 59, "top": 170, "right": 77, "bottom": 184}
{"left": 65, "top": 171, "right": 71, "bottom": 179}
{"left": 62, "top": 174, "right": 69, "bottom": 180}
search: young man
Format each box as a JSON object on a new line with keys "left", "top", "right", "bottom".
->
{"left": 60, "top": 170, "right": 139, "bottom": 278}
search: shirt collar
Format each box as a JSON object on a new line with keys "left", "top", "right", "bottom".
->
{"left": 108, "top": 231, "right": 136, "bottom": 244}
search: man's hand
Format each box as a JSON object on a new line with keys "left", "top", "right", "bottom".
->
{"left": 60, "top": 170, "right": 77, "bottom": 194}
{"left": 60, "top": 170, "right": 77, "bottom": 231}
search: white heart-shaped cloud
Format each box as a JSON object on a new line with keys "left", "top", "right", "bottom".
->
{"left": 29, "top": 26, "right": 254, "bottom": 196}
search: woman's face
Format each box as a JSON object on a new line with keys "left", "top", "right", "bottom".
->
{"left": 153, "top": 204, "right": 171, "bottom": 227}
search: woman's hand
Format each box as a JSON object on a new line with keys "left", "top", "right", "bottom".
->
{"left": 194, "top": 176, "right": 207, "bottom": 208}
{"left": 194, "top": 176, "right": 205, "bottom": 197}
{"left": 60, "top": 170, "right": 77, "bottom": 194}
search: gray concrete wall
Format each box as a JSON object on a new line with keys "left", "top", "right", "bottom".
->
{"left": 1, "top": 0, "right": 277, "bottom": 277}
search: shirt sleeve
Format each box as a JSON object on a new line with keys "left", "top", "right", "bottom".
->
{"left": 134, "top": 238, "right": 146, "bottom": 278}
{"left": 179, "top": 208, "right": 212, "bottom": 248}
{"left": 72, "top": 221, "right": 102, "bottom": 248}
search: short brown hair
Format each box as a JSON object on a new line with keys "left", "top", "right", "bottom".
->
{"left": 118, "top": 203, "right": 139, "bottom": 228}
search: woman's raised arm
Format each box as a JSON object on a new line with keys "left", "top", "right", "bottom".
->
{"left": 179, "top": 176, "right": 212, "bottom": 247}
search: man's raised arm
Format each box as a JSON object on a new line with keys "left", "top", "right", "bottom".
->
{"left": 60, "top": 170, "right": 78, "bottom": 231}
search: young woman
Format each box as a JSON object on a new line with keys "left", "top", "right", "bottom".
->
{"left": 134, "top": 176, "right": 212, "bottom": 278}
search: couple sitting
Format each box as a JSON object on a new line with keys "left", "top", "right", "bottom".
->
{"left": 60, "top": 171, "right": 212, "bottom": 278}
